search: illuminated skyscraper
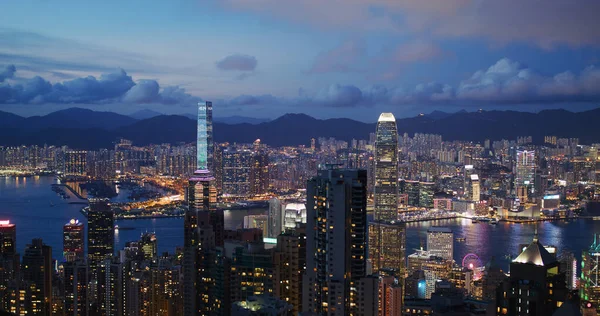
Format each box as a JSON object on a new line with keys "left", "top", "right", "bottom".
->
{"left": 0, "top": 220, "right": 18, "bottom": 311}
{"left": 303, "top": 167, "right": 368, "bottom": 315}
{"left": 581, "top": 235, "right": 600, "bottom": 314}
{"left": 184, "top": 101, "right": 222, "bottom": 316}
{"left": 197, "top": 101, "right": 213, "bottom": 171}
{"left": 274, "top": 227, "right": 306, "bottom": 315}
{"left": 374, "top": 113, "right": 399, "bottom": 222}
{"left": 63, "top": 219, "right": 84, "bottom": 262}
{"left": 87, "top": 199, "right": 114, "bottom": 269}
{"left": 369, "top": 222, "right": 406, "bottom": 275}
{"left": 139, "top": 232, "right": 157, "bottom": 260}
{"left": 22, "top": 238, "right": 53, "bottom": 315}
{"left": 470, "top": 174, "right": 480, "bottom": 202}
{"left": 427, "top": 227, "right": 454, "bottom": 261}
{"left": 515, "top": 149, "right": 536, "bottom": 196}
{"left": 249, "top": 151, "right": 269, "bottom": 195}
{"left": 63, "top": 260, "right": 88, "bottom": 316}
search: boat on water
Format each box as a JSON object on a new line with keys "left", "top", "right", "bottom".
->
{"left": 490, "top": 218, "right": 498, "bottom": 225}
{"left": 471, "top": 218, "right": 479, "bottom": 223}
{"left": 114, "top": 225, "right": 135, "bottom": 231}
{"left": 478, "top": 217, "right": 491, "bottom": 222}
{"left": 49, "top": 201, "right": 55, "bottom": 207}
{"left": 456, "top": 237, "right": 466, "bottom": 242}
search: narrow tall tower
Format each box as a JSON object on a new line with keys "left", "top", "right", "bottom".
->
{"left": 184, "top": 101, "right": 221, "bottom": 316}
{"left": 303, "top": 167, "right": 368, "bottom": 315}
{"left": 374, "top": 113, "right": 399, "bottom": 222}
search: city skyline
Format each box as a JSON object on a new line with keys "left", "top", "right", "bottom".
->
{"left": 1, "top": 2, "right": 600, "bottom": 119}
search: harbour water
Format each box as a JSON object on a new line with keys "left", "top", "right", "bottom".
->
{"left": 1, "top": 176, "right": 599, "bottom": 273}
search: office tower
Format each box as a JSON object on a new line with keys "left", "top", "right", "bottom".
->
{"left": 63, "top": 260, "right": 88, "bottom": 316}
{"left": 470, "top": 174, "right": 480, "bottom": 202}
{"left": 481, "top": 257, "right": 506, "bottom": 301}
{"left": 21, "top": 238, "right": 52, "bottom": 316}
{"left": 87, "top": 199, "right": 114, "bottom": 269}
{"left": 559, "top": 251, "right": 577, "bottom": 290}
{"left": 374, "top": 113, "right": 399, "bottom": 222}
{"left": 184, "top": 101, "right": 221, "bottom": 316}
{"left": 243, "top": 214, "right": 268, "bottom": 237}
{"left": 581, "top": 235, "right": 600, "bottom": 313}
{"left": 426, "top": 227, "right": 454, "bottom": 261}
{"left": 229, "top": 242, "right": 275, "bottom": 303}
{"left": 267, "top": 198, "right": 283, "bottom": 238}
{"left": 222, "top": 148, "right": 252, "bottom": 196}
{"left": 369, "top": 222, "right": 406, "bottom": 275}
{"left": 139, "top": 232, "right": 157, "bottom": 260}
{"left": 448, "top": 266, "right": 473, "bottom": 296}
{"left": 250, "top": 151, "right": 269, "bottom": 195}
{"left": 405, "top": 270, "right": 426, "bottom": 299}
{"left": 303, "top": 167, "right": 368, "bottom": 315}
{"left": 283, "top": 203, "right": 307, "bottom": 231}
{"left": 197, "top": 101, "right": 213, "bottom": 171}
{"left": 418, "top": 182, "right": 435, "bottom": 208}
{"left": 63, "top": 219, "right": 84, "bottom": 262}
{"left": 421, "top": 257, "right": 452, "bottom": 299}
{"left": 495, "top": 234, "right": 567, "bottom": 316}
{"left": 400, "top": 180, "right": 420, "bottom": 207}
{"left": 274, "top": 227, "right": 306, "bottom": 315}
{"left": 64, "top": 151, "right": 87, "bottom": 176}
{"left": 515, "top": 149, "right": 536, "bottom": 196}
{"left": 357, "top": 275, "right": 402, "bottom": 316}
{"left": 463, "top": 165, "right": 474, "bottom": 198}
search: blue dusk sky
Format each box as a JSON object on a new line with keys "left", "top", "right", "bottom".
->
{"left": 0, "top": 0, "right": 599, "bottom": 121}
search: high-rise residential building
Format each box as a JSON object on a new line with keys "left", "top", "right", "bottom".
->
{"left": 87, "top": 199, "right": 114, "bottom": 269}
{"left": 63, "top": 219, "right": 84, "bottom": 262}
{"left": 427, "top": 227, "right": 454, "bottom": 261}
{"left": 303, "top": 167, "right": 368, "bottom": 315}
{"left": 63, "top": 260, "right": 88, "bottom": 316}
{"left": 249, "top": 151, "right": 269, "bottom": 195}
{"left": 470, "top": 174, "right": 480, "bottom": 202}
{"left": 64, "top": 151, "right": 87, "bottom": 176}
{"left": 374, "top": 113, "right": 399, "bottom": 222}
{"left": 21, "top": 238, "right": 52, "bottom": 316}
{"left": 274, "top": 227, "right": 306, "bottom": 315}
{"left": 515, "top": 149, "right": 536, "bottom": 196}
{"left": 369, "top": 222, "right": 406, "bottom": 275}
{"left": 495, "top": 233, "right": 568, "bottom": 316}
{"left": 283, "top": 203, "right": 307, "bottom": 231}
{"left": 581, "top": 235, "right": 600, "bottom": 313}
{"left": 222, "top": 148, "right": 252, "bottom": 196}
{"left": 267, "top": 198, "right": 283, "bottom": 238}
{"left": 357, "top": 275, "right": 403, "bottom": 316}
{"left": 558, "top": 251, "right": 577, "bottom": 291}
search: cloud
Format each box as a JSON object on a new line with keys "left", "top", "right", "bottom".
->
{"left": 216, "top": 58, "right": 600, "bottom": 108}
{"left": 0, "top": 64, "right": 16, "bottom": 82}
{"left": 220, "top": 0, "right": 600, "bottom": 48}
{"left": 216, "top": 54, "right": 258, "bottom": 71}
{"left": 0, "top": 66, "right": 200, "bottom": 105}
{"left": 309, "top": 39, "right": 366, "bottom": 73}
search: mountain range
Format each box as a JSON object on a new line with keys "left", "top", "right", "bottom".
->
{"left": 1, "top": 107, "right": 599, "bottom": 149}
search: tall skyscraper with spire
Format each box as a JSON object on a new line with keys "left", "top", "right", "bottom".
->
{"left": 374, "top": 112, "right": 399, "bottom": 222}
{"left": 184, "top": 101, "right": 222, "bottom": 316}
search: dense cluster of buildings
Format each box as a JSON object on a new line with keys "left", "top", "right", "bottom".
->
{"left": 2, "top": 103, "right": 600, "bottom": 315}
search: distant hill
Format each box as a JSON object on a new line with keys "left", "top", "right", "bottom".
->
{"left": 128, "top": 109, "right": 163, "bottom": 120}
{"left": 1, "top": 107, "right": 600, "bottom": 149}
{"left": 214, "top": 116, "right": 270, "bottom": 125}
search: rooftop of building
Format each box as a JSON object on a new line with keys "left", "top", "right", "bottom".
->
{"left": 378, "top": 112, "right": 396, "bottom": 122}
{"left": 513, "top": 238, "right": 557, "bottom": 266}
